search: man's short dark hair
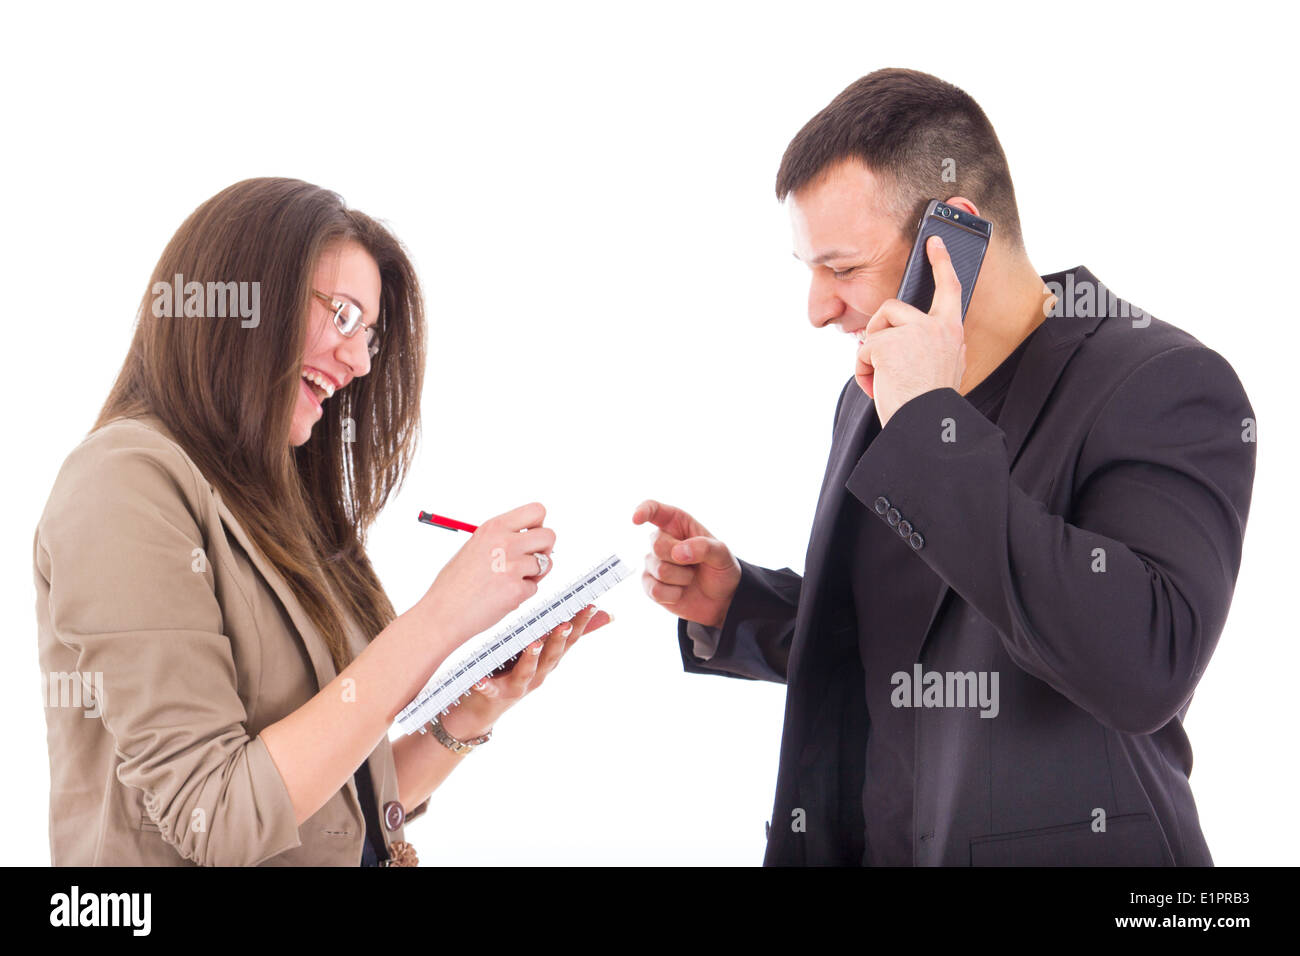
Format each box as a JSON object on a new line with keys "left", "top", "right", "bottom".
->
{"left": 776, "top": 68, "right": 1023, "bottom": 249}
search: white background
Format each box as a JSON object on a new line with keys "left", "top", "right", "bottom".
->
{"left": 4, "top": 1, "right": 1295, "bottom": 865}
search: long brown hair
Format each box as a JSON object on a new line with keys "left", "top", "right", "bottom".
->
{"left": 95, "top": 177, "right": 426, "bottom": 673}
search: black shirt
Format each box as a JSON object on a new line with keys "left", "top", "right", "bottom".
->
{"left": 355, "top": 760, "right": 388, "bottom": 866}
{"left": 848, "top": 328, "right": 1038, "bottom": 865}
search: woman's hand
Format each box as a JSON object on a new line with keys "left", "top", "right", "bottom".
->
{"left": 422, "top": 501, "right": 556, "bottom": 648}
{"left": 438, "top": 604, "right": 612, "bottom": 740}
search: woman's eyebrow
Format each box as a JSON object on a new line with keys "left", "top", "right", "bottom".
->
{"left": 330, "top": 291, "right": 371, "bottom": 316}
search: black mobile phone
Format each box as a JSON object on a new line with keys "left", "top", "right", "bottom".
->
{"left": 896, "top": 199, "right": 992, "bottom": 321}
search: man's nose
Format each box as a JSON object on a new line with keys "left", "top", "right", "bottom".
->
{"left": 808, "top": 272, "right": 843, "bottom": 329}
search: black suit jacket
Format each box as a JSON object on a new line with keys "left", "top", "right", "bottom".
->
{"left": 677, "top": 266, "right": 1256, "bottom": 865}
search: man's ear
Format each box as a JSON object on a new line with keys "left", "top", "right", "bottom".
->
{"left": 942, "top": 196, "right": 981, "bottom": 218}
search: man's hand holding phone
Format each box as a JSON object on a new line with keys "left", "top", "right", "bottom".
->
{"left": 856, "top": 234, "right": 968, "bottom": 429}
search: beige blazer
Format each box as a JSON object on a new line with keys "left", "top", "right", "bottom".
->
{"left": 33, "top": 413, "right": 428, "bottom": 865}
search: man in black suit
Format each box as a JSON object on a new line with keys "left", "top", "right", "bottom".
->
{"left": 633, "top": 68, "right": 1256, "bottom": 865}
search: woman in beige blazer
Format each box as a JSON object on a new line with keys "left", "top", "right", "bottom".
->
{"left": 34, "top": 178, "right": 610, "bottom": 866}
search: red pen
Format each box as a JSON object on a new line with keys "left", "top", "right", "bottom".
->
{"left": 418, "top": 511, "right": 554, "bottom": 556}
{"left": 418, "top": 511, "right": 477, "bottom": 533}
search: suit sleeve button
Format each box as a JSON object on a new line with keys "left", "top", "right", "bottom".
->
{"left": 909, "top": 532, "right": 924, "bottom": 550}
{"left": 886, "top": 507, "right": 900, "bottom": 527}
{"left": 873, "top": 496, "right": 889, "bottom": 515}
{"left": 898, "top": 519, "right": 912, "bottom": 536}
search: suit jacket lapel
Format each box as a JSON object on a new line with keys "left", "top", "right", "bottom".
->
{"left": 909, "top": 265, "right": 1109, "bottom": 662}
{"left": 797, "top": 266, "right": 1110, "bottom": 673}
{"left": 786, "top": 383, "right": 881, "bottom": 682}
{"left": 131, "top": 413, "right": 337, "bottom": 693}
{"left": 133, "top": 411, "right": 379, "bottom": 845}
{"left": 811, "top": 387, "right": 881, "bottom": 564}
{"left": 212, "top": 493, "right": 339, "bottom": 693}
{"left": 999, "top": 265, "right": 1108, "bottom": 467}
{"left": 218, "top": 486, "right": 387, "bottom": 843}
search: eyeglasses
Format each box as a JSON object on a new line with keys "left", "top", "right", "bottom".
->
{"left": 312, "top": 290, "right": 380, "bottom": 358}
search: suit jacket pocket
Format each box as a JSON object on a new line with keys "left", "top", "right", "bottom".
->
{"left": 969, "top": 812, "right": 1171, "bottom": 866}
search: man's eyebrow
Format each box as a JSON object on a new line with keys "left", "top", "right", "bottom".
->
{"left": 793, "top": 250, "right": 859, "bottom": 265}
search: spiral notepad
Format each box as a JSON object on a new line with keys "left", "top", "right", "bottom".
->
{"left": 396, "top": 554, "right": 632, "bottom": 735}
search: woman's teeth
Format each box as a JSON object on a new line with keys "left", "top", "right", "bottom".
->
{"left": 301, "top": 369, "right": 335, "bottom": 399}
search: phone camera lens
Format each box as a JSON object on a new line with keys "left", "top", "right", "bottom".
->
{"left": 941, "top": 207, "right": 951, "bottom": 217}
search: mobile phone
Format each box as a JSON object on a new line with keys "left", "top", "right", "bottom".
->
{"left": 896, "top": 199, "right": 992, "bottom": 321}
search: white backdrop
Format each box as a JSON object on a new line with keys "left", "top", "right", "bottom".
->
{"left": 4, "top": 0, "right": 1294, "bottom": 866}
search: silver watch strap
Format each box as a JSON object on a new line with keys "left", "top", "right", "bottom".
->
{"left": 424, "top": 715, "right": 492, "bottom": 754}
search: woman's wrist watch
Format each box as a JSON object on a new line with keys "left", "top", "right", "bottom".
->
{"left": 426, "top": 714, "right": 492, "bottom": 754}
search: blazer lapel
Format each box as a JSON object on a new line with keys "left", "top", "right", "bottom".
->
{"left": 217, "top": 486, "right": 384, "bottom": 850}
{"left": 212, "top": 494, "right": 339, "bottom": 692}
{"left": 811, "top": 388, "right": 881, "bottom": 566}
{"left": 131, "top": 413, "right": 338, "bottom": 692}
{"left": 785, "top": 382, "right": 882, "bottom": 681}
{"left": 131, "top": 412, "right": 374, "bottom": 849}
{"left": 999, "top": 265, "right": 1109, "bottom": 468}
{"left": 794, "top": 267, "right": 1110, "bottom": 672}
{"left": 909, "top": 265, "right": 1109, "bottom": 662}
